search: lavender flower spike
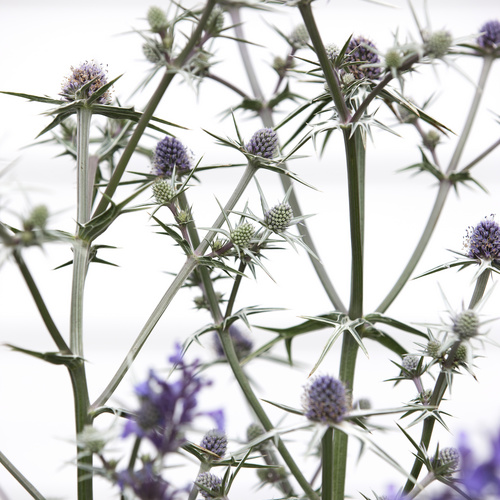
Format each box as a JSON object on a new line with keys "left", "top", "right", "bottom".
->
{"left": 153, "top": 136, "right": 192, "bottom": 177}
{"left": 465, "top": 216, "right": 500, "bottom": 261}
{"left": 60, "top": 60, "right": 111, "bottom": 104}
{"left": 302, "top": 374, "right": 350, "bottom": 425}
{"left": 478, "top": 20, "right": 500, "bottom": 49}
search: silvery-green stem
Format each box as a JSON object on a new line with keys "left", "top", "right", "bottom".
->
{"left": 76, "top": 107, "right": 93, "bottom": 225}
{"left": 0, "top": 450, "right": 46, "bottom": 500}
{"left": 321, "top": 427, "right": 334, "bottom": 500}
{"left": 377, "top": 55, "right": 494, "bottom": 314}
{"left": 92, "top": 164, "right": 257, "bottom": 408}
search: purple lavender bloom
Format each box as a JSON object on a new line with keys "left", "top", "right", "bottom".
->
{"left": 478, "top": 20, "right": 500, "bottom": 49}
{"left": 118, "top": 462, "right": 174, "bottom": 500}
{"left": 302, "top": 375, "right": 349, "bottom": 425}
{"left": 465, "top": 217, "right": 500, "bottom": 261}
{"left": 123, "top": 345, "right": 211, "bottom": 454}
{"left": 60, "top": 61, "right": 111, "bottom": 104}
{"left": 245, "top": 128, "right": 279, "bottom": 159}
{"left": 344, "top": 36, "right": 382, "bottom": 80}
{"left": 153, "top": 136, "right": 192, "bottom": 177}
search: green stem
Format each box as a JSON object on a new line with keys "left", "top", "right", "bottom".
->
{"left": 76, "top": 108, "right": 93, "bottom": 226}
{"left": 403, "top": 269, "right": 492, "bottom": 494}
{"left": 297, "top": 2, "right": 350, "bottom": 124}
{"left": 0, "top": 450, "right": 46, "bottom": 500}
{"left": 93, "top": 0, "right": 216, "bottom": 219}
{"left": 321, "top": 427, "right": 334, "bottom": 500}
{"left": 377, "top": 55, "right": 494, "bottom": 313}
{"left": 12, "top": 249, "right": 69, "bottom": 352}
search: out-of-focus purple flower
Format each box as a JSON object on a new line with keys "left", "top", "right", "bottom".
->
{"left": 302, "top": 374, "right": 350, "bottom": 425}
{"left": 213, "top": 323, "right": 253, "bottom": 360}
{"left": 60, "top": 61, "right": 111, "bottom": 104}
{"left": 123, "top": 345, "right": 212, "bottom": 454}
{"left": 478, "top": 20, "right": 500, "bottom": 49}
{"left": 344, "top": 36, "right": 382, "bottom": 80}
{"left": 465, "top": 217, "right": 500, "bottom": 261}
{"left": 117, "top": 461, "right": 175, "bottom": 500}
{"left": 153, "top": 136, "right": 192, "bottom": 177}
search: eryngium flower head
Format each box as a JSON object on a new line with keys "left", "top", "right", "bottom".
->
{"left": 118, "top": 461, "right": 172, "bottom": 500}
{"left": 453, "top": 310, "right": 479, "bottom": 340}
{"left": 302, "top": 375, "right": 349, "bottom": 425}
{"left": 264, "top": 202, "right": 293, "bottom": 233}
{"left": 200, "top": 429, "right": 227, "bottom": 458}
{"left": 478, "top": 20, "right": 500, "bottom": 49}
{"left": 425, "top": 30, "right": 453, "bottom": 59}
{"left": 23, "top": 205, "right": 49, "bottom": 231}
{"left": 147, "top": 6, "right": 168, "bottom": 33}
{"left": 345, "top": 36, "right": 382, "bottom": 80}
{"left": 153, "top": 136, "right": 191, "bottom": 177}
{"left": 289, "top": 24, "right": 309, "bottom": 49}
{"left": 465, "top": 217, "right": 500, "bottom": 261}
{"left": 196, "top": 472, "right": 222, "bottom": 499}
{"left": 257, "top": 467, "right": 287, "bottom": 484}
{"left": 436, "top": 447, "right": 460, "bottom": 476}
{"left": 246, "top": 423, "right": 269, "bottom": 451}
{"left": 152, "top": 179, "right": 176, "bottom": 204}
{"left": 245, "top": 128, "right": 278, "bottom": 159}
{"left": 230, "top": 222, "right": 255, "bottom": 248}
{"left": 402, "top": 355, "right": 420, "bottom": 374}
{"left": 60, "top": 61, "right": 111, "bottom": 104}
{"left": 205, "top": 5, "right": 225, "bottom": 35}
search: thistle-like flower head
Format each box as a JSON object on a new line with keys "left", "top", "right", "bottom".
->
{"left": 245, "top": 128, "right": 278, "bottom": 159}
{"left": 344, "top": 36, "right": 382, "bottom": 80}
{"left": 153, "top": 136, "right": 192, "bottom": 177}
{"left": 152, "top": 178, "right": 177, "bottom": 204}
{"left": 453, "top": 310, "right": 479, "bottom": 340}
{"left": 465, "top": 217, "right": 500, "bottom": 261}
{"left": 478, "top": 20, "right": 500, "bottom": 49}
{"left": 264, "top": 202, "right": 293, "bottom": 233}
{"left": 289, "top": 24, "right": 309, "bottom": 49}
{"left": 230, "top": 222, "right": 255, "bottom": 248}
{"left": 60, "top": 61, "right": 111, "bottom": 104}
{"left": 435, "top": 447, "right": 460, "bottom": 476}
{"left": 402, "top": 355, "right": 421, "bottom": 375}
{"left": 147, "top": 6, "right": 168, "bottom": 33}
{"left": 424, "top": 30, "right": 453, "bottom": 59}
{"left": 302, "top": 375, "right": 349, "bottom": 425}
{"left": 200, "top": 429, "right": 227, "bottom": 458}
{"left": 196, "top": 472, "right": 222, "bottom": 499}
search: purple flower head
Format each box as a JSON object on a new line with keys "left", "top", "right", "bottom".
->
{"left": 153, "top": 136, "right": 192, "bottom": 177}
{"left": 478, "top": 20, "right": 500, "bottom": 49}
{"left": 245, "top": 128, "right": 279, "bottom": 159}
{"left": 465, "top": 216, "right": 500, "bottom": 261}
{"left": 344, "top": 36, "right": 382, "bottom": 80}
{"left": 200, "top": 429, "right": 227, "bottom": 458}
{"left": 302, "top": 374, "right": 350, "bottom": 425}
{"left": 123, "top": 346, "right": 213, "bottom": 454}
{"left": 60, "top": 61, "right": 111, "bottom": 104}
{"left": 118, "top": 462, "right": 174, "bottom": 500}
{"left": 213, "top": 323, "right": 253, "bottom": 360}
{"left": 196, "top": 472, "right": 222, "bottom": 499}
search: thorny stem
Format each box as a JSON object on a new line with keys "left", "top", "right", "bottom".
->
{"left": 403, "top": 269, "right": 492, "bottom": 494}
{"left": 377, "top": 55, "right": 494, "bottom": 313}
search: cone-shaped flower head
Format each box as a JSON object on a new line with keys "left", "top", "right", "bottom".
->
{"left": 453, "top": 310, "right": 479, "bottom": 340}
{"left": 153, "top": 136, "right": 191, "bottom": 177}
{"left": 23, "top": 205, "right": 49, "bottom": 231}
{"left": 289, "top": 24, "right": 309, "bottom": 49}
{"left": 61, "top": 61, "right": 111, "bottom": 104}
{"left": 302, "top": 375, "right": 349, "bottom": 425}
{"left": 118, "top": 461, "right": 171, "bottom": 500}
{"left": 265, "top": 202, "right": 293, "bottom": 233}
{"left": 230, "top": 222, "right": 255, "bottom": 248}
{"left": 196, "top": 472, "right": 222, "bottom": 499}
{"left": 345, "top": 36, "right": 382, "bottom": 80}
{"left": 436, "top": 447, "right": 460, "bottom": 476}
{"left": 402, "top": 355, "right": 420, "bottom": 374}
{"left": 152, "top": 179, "right": 176, "bottom": 204}
{"left": 478, "top": 20, "right": 500, "bottom": 49}
{"left": 147, "top": 6, "right": 168, "bottom": 33}
{"left": 205, "top": 5, "right": 225, "bottom": 35}
{"left": 245, "top": 128, "right": 278, "bottom": 159}
{"left": 465, "top": 217, "right": 500, "bottom": 261}
{"left": 200, "top": 429, "right": 227, "bottom": 458}
{"left": 425, "top": 30, "right": 453, "bottom": 59}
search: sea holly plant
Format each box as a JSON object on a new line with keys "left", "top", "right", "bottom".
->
{"left": 1, "top": 2, "right": 500, "bottom": 500}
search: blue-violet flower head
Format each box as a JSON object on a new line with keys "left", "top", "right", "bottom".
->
{"left": 200, "top": 429, "right": 227, "bottom": 458}
{"left": 465, "top": 216, "right": 500, "bottom": 261}
{"left": 345, "top": 36, "right": 382, "bottom": 80}
{"left": 60, "top": 61, "right": 111, "bottom": 104}
{"left": 245, "top": 128, "right": 278, "bottom": 159}
{"left": 478, "top": 20, "right": 500, "bottom": 49}
{"left": 117, "top": 461, "right": 173, "bottom": 500}
{"left": 153, "top": 136, "right": 192, "bottom": 177}
{"left": 196, "top": 472, "right": 222, "bottom": 499}
{"left": 302, "top": 374, "right": 350, "bottom": 425}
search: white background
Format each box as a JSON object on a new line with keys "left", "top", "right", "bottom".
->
{"left": 1, "top": 0, "right": 500, "bottom": 499}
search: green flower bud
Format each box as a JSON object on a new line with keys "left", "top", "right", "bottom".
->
{"left": 385, "top": 48, "right": 403, "bottom": 69}
{"left": 423, "top": 130, "right": 441, "bottom": 150}
{"left": 425, "top": 30, "right": 452, "bottom": 58}
{"left": 24, "top": 205, "right": 49, "bottom": 230}
{"left": 230, "top": 222, "right": 255, "bottom": 248}
{"left": 142, "top": 41, "right": 164, "bottom": 64}
{"left": 77, "top": 425, "right": 107, "bottom": 454}
{"left": 453, "top": 310, "right": 479, "bottom": 340}
{"left": 205, "top": 5, "right": 224, "bottom": 35}
{"left": 289, "top": 24, "right": 309, "bottom": 49}
{"left": 257, "top": 467, "right": 287, "bottom": 484}
{"left": 454, "top": 344, "right": 468, "bottom": 364}
{"left": 246, "top": 423, "right": 270, "bottom": 451}
{"left": 152, "top": 179, "right": 176, "bottom": 204}
{"left": 147, "top": 6, "right": 168, "bottom": 33}
{"left": 264, "top": 202, "right": 293, "bottom": 232}
{"left": 436, "top": 447, "right": 460, "bottom": 476}
{"left": 426, "top": 339, "right": 442, "bottom": 358}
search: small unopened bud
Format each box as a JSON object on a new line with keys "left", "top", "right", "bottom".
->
{"left": 205, "top": 6, "right": 225, "bottom": 35}
{"left": 152, "top": 179, "right": 176, "bottom": 204}
{"left": 245, "top": 128, "right": 278, "bottom": 159}
{"left": 426, "top": 339, "right": 442, "bottom": 358}
{"left": 290, "top": 24, "right": 309, "bottom": 49}
{"left": 257, "top": 467, "right": 287, "bottom": 484}
{"left": 454, "top": 344, "right": 468, "bottom": 364}
{"left": 264, "top": 203, "right": 293, "bottom": 233}
{"left": 24, "top": 205, "right": 49, "bottom": 230}
{"left": 436, "top": 447, "right": 460, "bottom": 476}
{"left": 147, "top": 6, "right": 168, "bottom": 33}
{"left": 453, "top": 310, "right": 479, "bottom": 340}
{"left": 385, "top": 48, "right": 403, "bottom": 69}
{"left": 247, "top": 423, "right": 269, "bottom": 451}
{"left": 77, "top": 425, "right": 107, "bottom": 454}
{"left": 402, "top": 355, "right": 420, "bottom": 374}
{"left": 325, "top": 43, "right": 339, "bottom": 63}
{"left": 425, "top": 30, "right": 452, "bottom": 58}
{"left": 143, "top": 41, "right": 164, "bottom": 63}
{"left": 423, "top": 130, "right": 441, "bottom": 150}
{"left": 230, "top": 222, "right": 255, "bottom": 248}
